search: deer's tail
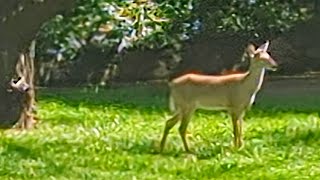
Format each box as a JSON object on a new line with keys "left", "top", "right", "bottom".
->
{"left": 168, "top": 94, "right": 176, "bottom": 112}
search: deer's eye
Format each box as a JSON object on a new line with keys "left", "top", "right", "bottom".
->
{"left": 12, "top": 77, "right": 22, "bottom": 84}
{"left": 254, "top": 53, "right": 262, "bottom": 59}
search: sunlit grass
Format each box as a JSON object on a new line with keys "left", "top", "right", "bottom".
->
{"left": 1, "top": 84, "right": 320, "bottom": 179}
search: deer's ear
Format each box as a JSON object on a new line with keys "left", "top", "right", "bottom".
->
{"left": 245, "top": 44, "right": 256, "bottom": 58}
{"left": 256, "top": 40, "right": 269, "bottom": 52}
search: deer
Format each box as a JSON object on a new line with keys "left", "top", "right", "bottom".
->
{"left": 159, "top": 41, "right": 278, "bottom": 153}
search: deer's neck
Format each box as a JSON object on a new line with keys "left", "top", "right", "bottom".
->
{"left": 244, "top": 63, "right": 265, "bottom": 94}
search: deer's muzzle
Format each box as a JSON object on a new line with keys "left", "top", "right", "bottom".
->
{"left": 268, "top": 57, "right": 278, "bottom": 71}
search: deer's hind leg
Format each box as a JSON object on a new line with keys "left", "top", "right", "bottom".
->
{"left": 160, "top": 112, "right": 182, "bottom": 153}
{"left": 179, "top": 107, "right": 195, "bottom": 153}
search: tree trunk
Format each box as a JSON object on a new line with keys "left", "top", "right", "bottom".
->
{"left": 0, "top": 0, "right": 76, "bottom": 128}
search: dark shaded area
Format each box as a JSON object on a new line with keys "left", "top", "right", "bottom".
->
{"left": 0, "top": 0, "right": 76, "bottom": 128}
{"left": 0, "top": 139, "right": 79, "bottom": 177}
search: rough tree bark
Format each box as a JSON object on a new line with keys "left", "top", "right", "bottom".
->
{"left": 10, "top": 41, "right": 37, "bottom": 129}
{"left": 0, "top": 0, "right": 76, "bottom": 128}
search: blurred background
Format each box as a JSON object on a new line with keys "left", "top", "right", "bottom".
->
{"left": 33, "top": 0, "right": 320, "bottom": 87}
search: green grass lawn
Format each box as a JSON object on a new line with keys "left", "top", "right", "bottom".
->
{"left": 1, "top": 84, "right": 320, "bottom": 179}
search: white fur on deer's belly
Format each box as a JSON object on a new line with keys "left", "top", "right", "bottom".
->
{"left": 248, "top": 93, "right": 257, "bottom": 108}
{"left": 196, "top": 101, "right": 230, "bottom": 111}
{"left": 197, "top": 105, "right": 229, "bottom": 111}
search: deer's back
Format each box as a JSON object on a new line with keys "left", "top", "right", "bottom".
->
{"left": 171, "top": 73, "right": 249, "bottom": 85}
{"left": 169, "top": 73, "right": 250, "bottom": 111}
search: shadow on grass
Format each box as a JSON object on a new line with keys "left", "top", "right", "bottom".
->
{"left": 114, "top": 134, "right": 229, "bottom": 159}
{"left": 39, "top": 85, "right": 169, "bottom": 111}
{"left": 0, "top": 143, "right": 70, "bottom": 178}
{"left": 266, "top": 126, "right": 320, "bottom": 147}
{"left": 0, "top": 141, "right": 38, "bottom": 159}
{"left": 112, "top": 135, "right": 193, "bottom": 158}
{"left": 189, "top": 126, "right": 320, "bottom": 159}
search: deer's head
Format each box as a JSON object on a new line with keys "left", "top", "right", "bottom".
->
{"left": 9, "top": 76, "right": 30, "bottom": 93}
{"left": 245, "top": 41, "right": 278, "bottom": 71}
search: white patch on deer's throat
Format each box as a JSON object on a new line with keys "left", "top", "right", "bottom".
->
{"left": 249, "top": 68, "right": 265, "bottom": 106}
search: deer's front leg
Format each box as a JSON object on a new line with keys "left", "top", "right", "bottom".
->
{"left": 231, "top": 112, "right": 244, "bottom": 148}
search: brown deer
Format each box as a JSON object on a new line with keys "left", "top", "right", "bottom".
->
{"left": 160, "top": 41, "right": 278, "bottom": 153}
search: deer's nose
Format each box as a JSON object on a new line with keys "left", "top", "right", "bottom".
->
{"left": 21, "top": 84, "right": 30, "bottom": 92}
{"left": 270, "top": 64, "right": 278, "bottom": 71}
{"left": 268, "top": 58, "right": 278, "bottom": 71}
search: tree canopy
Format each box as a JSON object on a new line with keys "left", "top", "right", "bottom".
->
{"left": 36, "top": 0, "right": 312, "bottom": 61}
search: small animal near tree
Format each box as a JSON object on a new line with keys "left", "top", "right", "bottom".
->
{"left": 160, "top": 41, "right": 278, "bottom": 152}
